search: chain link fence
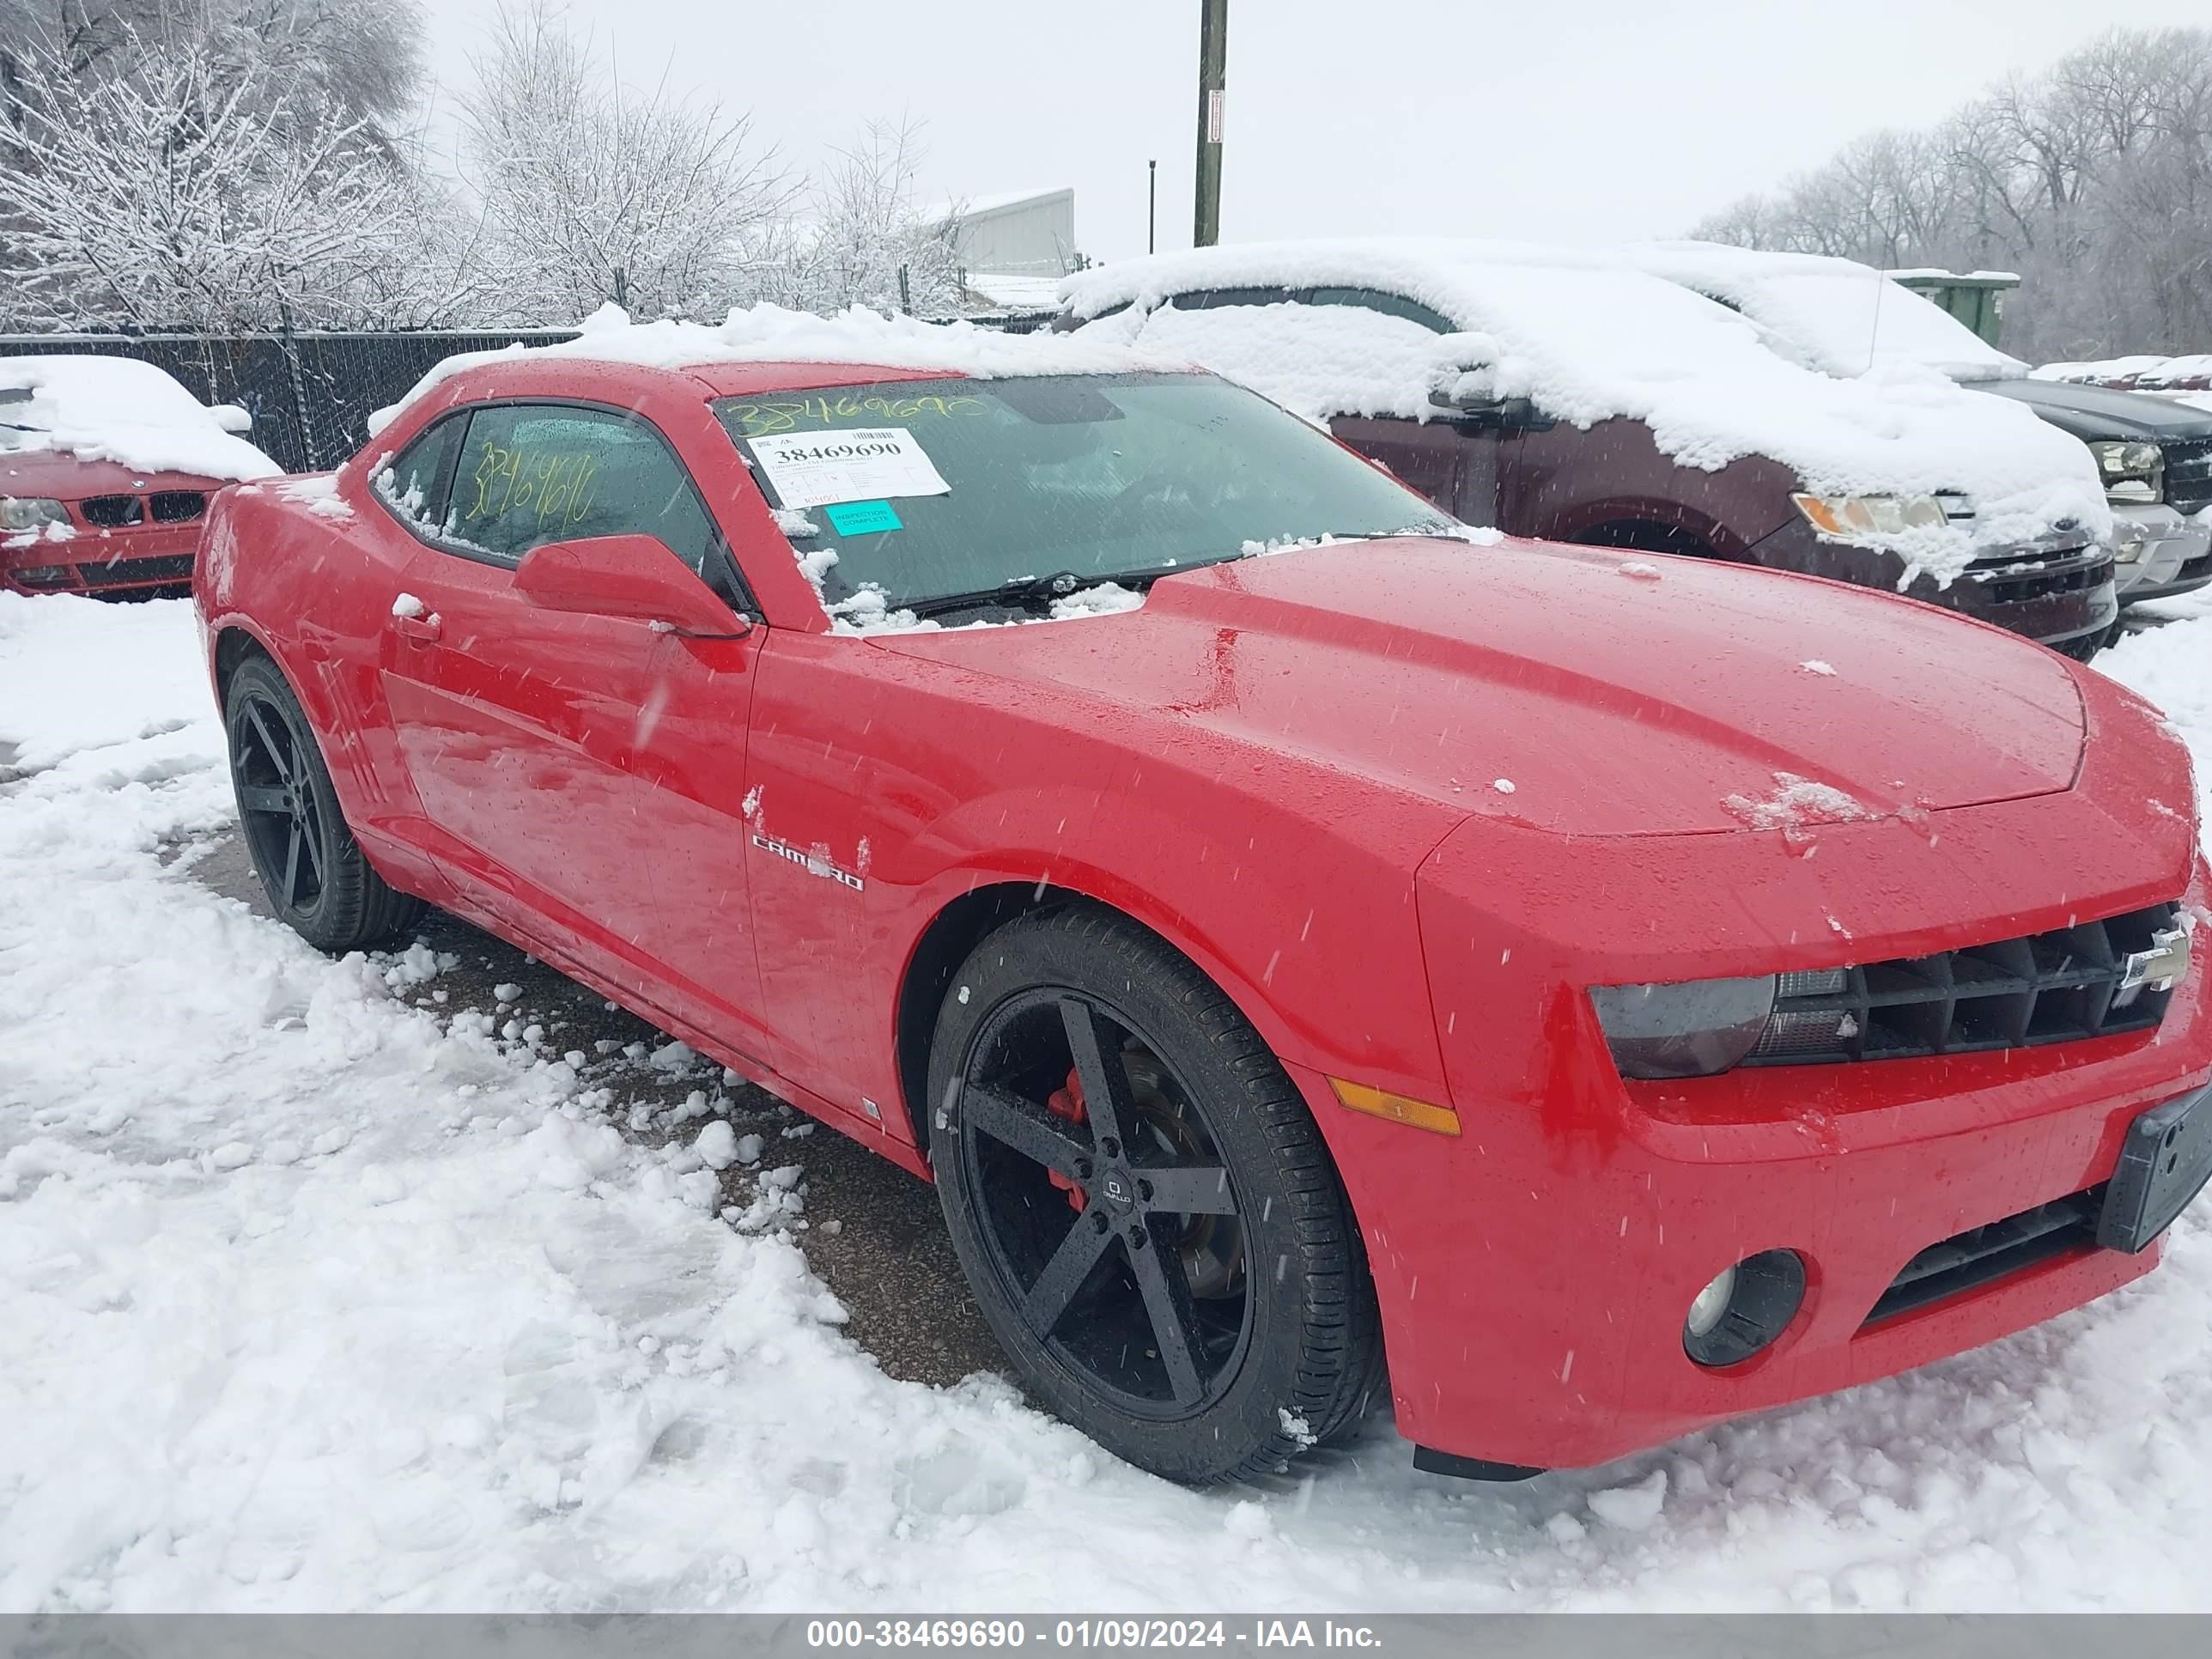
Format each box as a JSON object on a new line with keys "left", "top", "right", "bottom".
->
{"left": 0, "top": 330, "right": 583, "bottom": 472}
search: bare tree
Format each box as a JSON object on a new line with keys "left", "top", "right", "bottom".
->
{"left": 1690, "top": 27, "right": 2212, "bottom": 359}
{"left": 462, "top": 2, "right": 788, "bottom": 323}
{"left": 742, "top": 118, "right": 965, "bottom": 316}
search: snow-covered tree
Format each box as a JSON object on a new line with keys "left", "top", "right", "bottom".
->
{"left": 462, "top": 2, "right": 788, "bottom": 323}
{"left": 0, "top": 27, "right": 441, "bottom": 329}
{"left": 0, "top": 1, "right": 425, "bottom": 145}
{"left": 746, "top": 119, "right": 966, "bottom": 317}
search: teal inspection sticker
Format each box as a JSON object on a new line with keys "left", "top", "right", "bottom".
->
{"left": 823, "top": 499, "right": 903, "bottom": 535}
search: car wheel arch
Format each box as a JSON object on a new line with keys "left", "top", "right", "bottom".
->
{"left": 891, "top": 877, "right": 1310, "bottom": 1164}
{"left": 1559, "top": 512, "right": 1732, "bottom": 562}
{"left": 213, "top": 623, "right": 274, "bottom": 709}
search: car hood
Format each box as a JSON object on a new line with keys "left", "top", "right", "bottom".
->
{"left": 878, "top": 537, "right": 2087, "bottom": 840}
{"left": 0, "top": 448, "right": 228, "bottom": 496}
{"left": 1974, "top": 379, "right": 2212, "bottom": 441}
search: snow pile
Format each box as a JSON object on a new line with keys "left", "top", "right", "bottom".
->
{"left": 7, "top": 592, "right": 2212, "bottom": 1610}
{"left": 0, "top": 356, "right": 279, "bottom": 482}
{"left": 276, "top": 474, "right": 354, "bottom": 521}
{"left": 368, "top": 302, "right": 1191, "bottom": 439}
{"left": 1620, "top": 243, "right": 2027, "bottom": 383}
{"left": 1065, "top": 240, "right": 2110, "bottom": 584}
{"left": 1723, "top": 771, "right": 1874, "bottom": 833}
{"left": 2036, "top": 355, "right": 2212, "bottom": 391}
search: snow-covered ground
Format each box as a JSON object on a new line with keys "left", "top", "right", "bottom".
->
{"left": 3, "top": 590, "right": 2212, "bottom": 1613}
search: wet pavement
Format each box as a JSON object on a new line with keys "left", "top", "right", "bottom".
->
{"left": 188, "top": 835, "right": 1006, "bottom": 1390}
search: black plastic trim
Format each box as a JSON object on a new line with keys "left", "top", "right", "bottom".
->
{"left": 1411, "top": 1446, "right": 1545, "bottom": 1482}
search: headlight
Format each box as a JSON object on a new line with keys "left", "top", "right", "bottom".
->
{"left": 2091, "top": 440, "right": 2162, "bottom": 504}
{"left": 1791, "top": 493, "right": 1950, "bottom": 542}
{"left": 1588, "top": 975, "right": 1777, "bottom": 1079}
{"left": 1590, "top": 969, "right": 1859, "bottom": 1079}
{"left": 0, "top": 496, "right": 69, "bottom": 532}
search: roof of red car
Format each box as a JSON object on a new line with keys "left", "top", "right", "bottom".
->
{"left": 678, "top": 361, "right": 968, "bottom": 398}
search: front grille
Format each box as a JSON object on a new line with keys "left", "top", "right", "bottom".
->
{"left": 1743, "top": 902, "right": 2181, "bottom": 1066}
{"left": 149, "top": 490, "right": 207, "bottom": 523}
{"left": 1863, "top": 1188, "right": 2101, "bottom": 1326}
{"left": 75, "top": 555, "right": 193, "bottom": 585}
{"left": 1978, "top": 557, "right": 2110, "bottom": 603}
{"left": 79, "top": 494, "right": 144, "bottom": 527}
{"left": 2165, "top": 438, "right": 2212, "bottom": 516}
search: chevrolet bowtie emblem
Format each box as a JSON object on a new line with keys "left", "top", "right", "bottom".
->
{"left": 2118, "top": 925, "right": 2192, "bottom": 994}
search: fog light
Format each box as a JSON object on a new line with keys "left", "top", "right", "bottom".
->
{"left": 1682, "top": 1249, "right": 1807, "bottom": 1368}
{"left": 1685, "top": 1266, "right": 1737, "bottom": 1338}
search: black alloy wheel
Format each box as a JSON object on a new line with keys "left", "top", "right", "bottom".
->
{"left": 224, "top": 654, "right": 423, "bottom": 952}
{"left": 928, "top": 905, "right": 1383, "bottom": 1484}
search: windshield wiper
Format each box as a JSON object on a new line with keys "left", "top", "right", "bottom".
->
{"left": 898, "top": 567, "right": 1182, "bottom": 622}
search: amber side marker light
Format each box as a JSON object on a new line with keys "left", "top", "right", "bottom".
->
{"left": 1328, "top": 1079, "right": 1461, "bottom": 1137}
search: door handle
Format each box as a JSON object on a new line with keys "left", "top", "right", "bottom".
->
{"left": 393, "top": 611, "right": 441, "bottom": 643}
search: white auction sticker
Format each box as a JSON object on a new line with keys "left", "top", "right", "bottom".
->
{"left": 746, "top": 427, "right": 951, "bottom": 510}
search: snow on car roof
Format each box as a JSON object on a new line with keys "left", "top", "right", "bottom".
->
{"left": 2034, "top": 353, "right": 2212, "bottom": 388}
{"left": 368, "top": 301, "right": 1187, "bottom": 438}
{"left": 1060, "top": 239, "right": 2107, "bottom": 582}
{"left": 1620, "top": 242, "right": 2028, "bottom": 383}
{"left": 0, "top": 355, "right": 279, "bottom": 482}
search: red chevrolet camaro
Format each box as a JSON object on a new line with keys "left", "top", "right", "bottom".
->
{"left": 195, "top": 319, "right": 2212, "bottom": 1486}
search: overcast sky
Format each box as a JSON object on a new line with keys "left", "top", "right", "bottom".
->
{"left": 417, "top": 1, "right": 2212, "bottom": 262}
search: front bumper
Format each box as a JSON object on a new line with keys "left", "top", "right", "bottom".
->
{"left": 1, "top": 522, "right": 202, "bottom": 597}
{"left": 1742, "top": 518, "right": 2116, "bottom": 650}
{"left": 1343, "top": 781, "right": 2211, "bottom": 1474}
{"left": 2112, "top": 503, "right": 2211, "bottom": 599}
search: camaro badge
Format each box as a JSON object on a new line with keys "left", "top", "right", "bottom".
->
{"left": 752, "top": 834, "right": 865, "bottom": 892}
{"left": 2119, "top": 925, "right": 2191, "bottom": 994}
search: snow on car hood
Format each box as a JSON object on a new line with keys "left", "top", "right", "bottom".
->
{"left": 1061, "top": 240, "right": 2110, "bottom": 584}
{"left": 0, "top": 356, "right": 278, "bottom": 482}
{"left": 883, "top": 535, "right": 2087, "bottom": 840}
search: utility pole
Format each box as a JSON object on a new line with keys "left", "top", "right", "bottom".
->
{"left": 1194, "top": 0, "right": 1227, "bottom": 247}
{"left": 1148, "top": 159, "right": 1158, "bottom": 254}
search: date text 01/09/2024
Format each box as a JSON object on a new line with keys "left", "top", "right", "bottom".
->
{"left": 803, "top": 1621, "right": 1384, "bottom": 1650}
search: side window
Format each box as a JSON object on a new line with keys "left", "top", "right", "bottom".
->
{"left": 441, "top": 404, "right": 720, "bottom": 574}
{"left": 374, "top": 415, "right": 465, "bottom": 533}
{"left": 1169, "top": 286, "right": 1296, "bottom": 311}
{"left": 1306, "top": 288, "right": 1456, "bottom": 336}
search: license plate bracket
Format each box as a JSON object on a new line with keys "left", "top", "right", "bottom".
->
{"left": 2098, "top": 1084, "right": 2212, "bottom": 1255}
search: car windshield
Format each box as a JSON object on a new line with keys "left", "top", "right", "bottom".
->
{"left": 714, "top": 371, "right": 1457, "bottom": 616}
{"left": 0, "top": 388, "right": 45, "bottom": 451}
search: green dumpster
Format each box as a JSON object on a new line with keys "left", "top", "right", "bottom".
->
{"left": 1886, "top": 270, "right": 2021, "bottom": 347}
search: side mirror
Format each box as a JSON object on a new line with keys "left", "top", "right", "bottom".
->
{"left": 210, "top": 404, "right": 253, "bottom": 434}
{"left": 514, "top": 533, "right": 750, "bottom": 638}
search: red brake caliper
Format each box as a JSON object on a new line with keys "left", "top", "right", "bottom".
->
{"left": 1045, "top": 1066, "right": 1088, "bottom": 1212}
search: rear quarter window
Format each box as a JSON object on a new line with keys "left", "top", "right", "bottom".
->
{"left": 373, "top": 415, "right": 465, "bottom": 533}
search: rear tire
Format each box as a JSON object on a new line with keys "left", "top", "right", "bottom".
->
{"left": 225, "top": 655, "right": 424, "bottom": 952}
{"left": 927, "top": 904, "right": 1384, "bottom": 1485}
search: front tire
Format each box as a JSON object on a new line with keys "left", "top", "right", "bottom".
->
{"left": 927, "top": 905, "right": 1383, "bottom": 1484}
{"left": 225, "top": 655, "right": 423, "bottom": 952}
